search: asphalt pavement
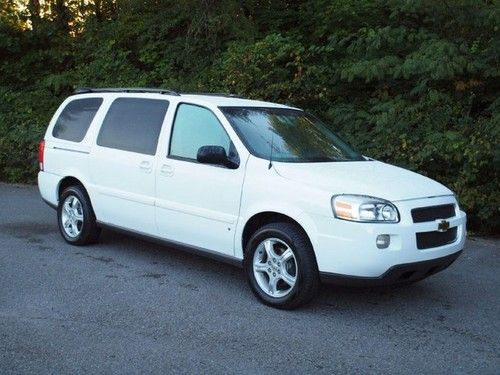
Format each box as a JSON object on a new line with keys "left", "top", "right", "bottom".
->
{"left": 0, "top": 183, "right": 498, "bottom": 374}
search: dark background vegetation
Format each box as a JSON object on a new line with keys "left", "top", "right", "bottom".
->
{"left": 0, "top": 0, "right": 498, "bottom": 234}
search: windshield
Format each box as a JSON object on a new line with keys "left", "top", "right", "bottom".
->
{"left": 220, "top": 107, "right": 364, "bottom": 163}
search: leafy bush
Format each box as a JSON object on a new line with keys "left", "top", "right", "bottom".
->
{"left": 0, "top": 0, "right": 498, "bottom": 234}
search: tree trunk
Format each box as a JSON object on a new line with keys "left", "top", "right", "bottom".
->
{"left": 28, "top": 0, "right": 41, "bottom": 29}
{"left": 52, "top": 0, "right": 70, "bottom": 32}
{"left": 94, "top": 0, "right": 102, "bottom": 22}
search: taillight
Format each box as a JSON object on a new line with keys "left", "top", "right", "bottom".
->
{"left": 38, "top": 139, "right": 45, "bottom": 171}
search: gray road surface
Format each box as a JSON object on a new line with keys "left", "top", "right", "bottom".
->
{"left": 0, "top": 183, "right": 498, "bottom": 374}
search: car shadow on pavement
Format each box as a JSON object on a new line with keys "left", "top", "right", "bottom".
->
{"left": 96, "top": 228, "right": 455, "bottom": 314}
{"left": 97, "top": 228, "right": 246, "bottom": 279}
{"left": 309, "top": 278, "right": 460, "bottom": 321}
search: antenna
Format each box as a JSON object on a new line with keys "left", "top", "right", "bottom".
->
{"left": 268, "top": 130, "right": 275, "bottom": 170}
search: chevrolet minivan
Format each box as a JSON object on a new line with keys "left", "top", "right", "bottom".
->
{"left": 38, "top": 88, "right": 466, "bottom": 308}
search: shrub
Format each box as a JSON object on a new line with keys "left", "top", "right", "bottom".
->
{"left": 0, "top": 0, "right": 498, "bottom": 234}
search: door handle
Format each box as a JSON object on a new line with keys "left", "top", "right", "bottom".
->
{"left": 160, "top": 164, "right": 174, "bottom": 177}
{"left": 139, "top": 160, "right": 152, "bottom": 173}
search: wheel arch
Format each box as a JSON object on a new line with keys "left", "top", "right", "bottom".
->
{"left": 58, "top": 176, "right": 88, "bottom": 198}
{"left": 240, "top": 211, "right": 317, "bottom": 258}
{"left": 57, "top": 176, "right": 96, "bottom": 213}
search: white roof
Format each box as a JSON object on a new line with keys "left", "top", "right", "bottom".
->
{"left": 180, "top": 94, "right": 299, "bottom": 109}
{"left": 70, "top": 89, "right": 300, "bottom": 110}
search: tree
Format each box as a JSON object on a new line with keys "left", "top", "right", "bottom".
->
{"left": 0, "top": 0, "right": 498, "bottom": 233}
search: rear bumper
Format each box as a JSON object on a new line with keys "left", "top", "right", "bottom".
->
{"left": 320, "top": 250, "right": 462, "bottom": 286}
{"left": 42, "top": 197, "right": 57, "bottom": 210}
{"left": 38, "top": 171, "right": 61, "bottom": 208}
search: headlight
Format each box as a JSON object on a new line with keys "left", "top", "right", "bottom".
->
{"left": 332, "top": 195, "right": 399, "bottom": 223}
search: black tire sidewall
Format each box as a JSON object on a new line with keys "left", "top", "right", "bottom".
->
{"left": 57, "top": 185, "right": 97, "bottom": 245}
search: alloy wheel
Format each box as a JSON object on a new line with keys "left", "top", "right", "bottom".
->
{"left": 61, "top": 195, "right": 84, "bottom": 238}
{"left": 252, "top": 238, "right": 298, "bottom": 298}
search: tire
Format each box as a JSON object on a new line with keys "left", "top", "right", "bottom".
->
{"left": 57, "top": 185, "right": 101, "bottom": 245}
{"left": 244, "top": 222, "right": 319, "bottom": 309}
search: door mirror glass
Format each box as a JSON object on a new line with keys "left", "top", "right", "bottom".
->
{"left": 197, "top": 145, "right": 228, "bottom": 166}
{"left": 197, "top": 145, "right": 239, "bottom": 168}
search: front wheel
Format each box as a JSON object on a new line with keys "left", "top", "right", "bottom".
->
{"left": 244, "top": 222, "right": 319, "bottom": 309}
{"left": 57, "top": 185, "right": 101, "bottom": 245}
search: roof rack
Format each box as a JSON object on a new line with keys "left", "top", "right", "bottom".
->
{"left": 73, "top": 87, "right": 180, "bottom": 96}
{"left": 182, "top": 92, "right": 247, "bottom": 99}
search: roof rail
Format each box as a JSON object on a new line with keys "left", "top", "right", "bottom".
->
{"left": 182, "top": 92, "right": 247, "bottom": 99}
{"left": 73, "top": 87, "right": 180, "bottom": 96}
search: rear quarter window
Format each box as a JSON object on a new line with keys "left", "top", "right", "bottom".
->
{"left": 52, "top": 98, "right": 103, "bottom": 142}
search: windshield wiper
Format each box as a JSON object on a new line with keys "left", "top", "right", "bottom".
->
{"left": 303, "top": 157, "right": 340, "bottom": 162}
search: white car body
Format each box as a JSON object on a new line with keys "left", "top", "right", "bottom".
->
{"left": 38, "top": 90, "right": 466, "bottom": 285}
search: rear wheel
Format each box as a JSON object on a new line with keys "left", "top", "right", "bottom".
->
{"left": 57, "top": 185, "right": 101, "bottom": 245}
{"left": 244, "top": 222, "right": 319, "bottom": 309}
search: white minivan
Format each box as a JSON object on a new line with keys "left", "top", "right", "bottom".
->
{"left": 38, "top": 88, "right": 466, "bottom": 308}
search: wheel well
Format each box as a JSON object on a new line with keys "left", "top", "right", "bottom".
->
{"left": 58, "top": 176, "right": 85, "bottom": 199}
{"left": 242, "top": 212, "right": 310, "bottom": 254}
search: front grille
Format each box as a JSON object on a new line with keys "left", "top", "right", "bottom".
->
{"left": 411, "top": 204, "right": 455, "bottom": 223}
{"left": 416, "top": 227, "right": 457, "bottom": 249}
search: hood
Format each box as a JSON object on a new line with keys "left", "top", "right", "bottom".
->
{"left": 273, "top": 160, "right": 453, "bottom": 202}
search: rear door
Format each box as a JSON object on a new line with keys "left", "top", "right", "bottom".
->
{"left": 89, "top": 97, "right": 170, "bottom": 235}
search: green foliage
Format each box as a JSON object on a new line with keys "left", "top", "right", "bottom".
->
{"left": 0, "top": 88, "right": 59, "bottom": 182}
{"left": 0, "top": 0, "right": 498, "bottom": 234}
{"left": 215, "top": 34, "right": 306, "bottom": 100}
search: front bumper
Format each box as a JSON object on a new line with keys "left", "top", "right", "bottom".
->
{"left": 320, "top": 250, "right": 462, "bottom": 286}
{"left": 309, "top": 195, "right": 466, "bottom": 279}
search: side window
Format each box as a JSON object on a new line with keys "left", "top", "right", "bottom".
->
{"left": 169, "top": 104, "right": 231, "bottom": 160}
{"left": 97, "top": 98, "right": 169, "bottom": 155}
{"left": 52, "top": 98, "right": 103, "bottom": 142}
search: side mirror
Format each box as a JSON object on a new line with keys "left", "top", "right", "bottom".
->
{"left": 197, "top": 145, "right": 229, "bottom": 166}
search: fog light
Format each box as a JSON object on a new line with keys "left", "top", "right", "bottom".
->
{"left": 376, "top": 234, "right": 390, "bottom": 249}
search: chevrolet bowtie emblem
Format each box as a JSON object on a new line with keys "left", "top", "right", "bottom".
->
{"left": 437, "top": 219, "right": 450, "bottom": 232}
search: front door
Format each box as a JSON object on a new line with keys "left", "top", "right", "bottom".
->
{"left": 155, "top": 103, "right": 245, "bottom": 255}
